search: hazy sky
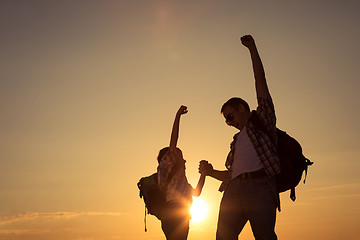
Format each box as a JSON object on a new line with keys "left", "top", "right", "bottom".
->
{"left": 1, "top": 1, "right": 360, "bottom": 239}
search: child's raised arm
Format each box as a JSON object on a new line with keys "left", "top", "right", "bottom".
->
{"left": 169, "top": 105, "right": 188, "bottom": 148}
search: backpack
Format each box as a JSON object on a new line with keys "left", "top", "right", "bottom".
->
{"left": 251, "top": 111, "right": 313, "bottom": 201}
{"left": 137, "top": 173, "right": 167, "bottom": 221}
{"left": 137, "top": 163, "right": 179, "bottom": 232}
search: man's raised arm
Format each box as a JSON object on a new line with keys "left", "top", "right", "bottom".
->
{"left": 241, "top": 35, "right": 271, "bottom": 100}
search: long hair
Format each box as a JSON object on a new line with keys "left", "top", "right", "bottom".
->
{"left": 157, "top": 147, "right": 169, "bottom": 163}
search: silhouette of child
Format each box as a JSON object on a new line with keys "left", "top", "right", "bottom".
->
{"left": 157, "top": 105, "right": 206, "bottom": 240}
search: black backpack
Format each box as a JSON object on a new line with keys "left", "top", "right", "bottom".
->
{"left": 137, "top": 164, "right": 179, "bottom": 231}
{"left": 137, "top": 173, "right": 167, "bottom": 221}
{"left": 251, "top": 111, "right": 313, "bottom": 201}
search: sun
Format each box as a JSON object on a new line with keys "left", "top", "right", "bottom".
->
{"left": 190, "top": 197, "right": 208, "bottom": 223}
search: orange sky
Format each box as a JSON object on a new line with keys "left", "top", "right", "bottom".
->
{"left": 1, "top": 1, "right": 360, "bottom": 239}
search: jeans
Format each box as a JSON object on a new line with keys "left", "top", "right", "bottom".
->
{"left": 216, "top": 176, "right": 278, "bottom": 240}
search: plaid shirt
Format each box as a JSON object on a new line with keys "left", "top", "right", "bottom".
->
{"left": 157, "top": 148, "right": 193, "bottom": 203}
{"left": 220, "top": 97, "right": 280, "bottom": 192}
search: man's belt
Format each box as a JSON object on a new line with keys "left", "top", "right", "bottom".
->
{"left": 236, "top": 169, "right": 267, "bottom": 179}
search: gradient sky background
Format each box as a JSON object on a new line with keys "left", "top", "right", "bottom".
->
{"left": 1, "top": 1, "right": 360, "bottom": 239}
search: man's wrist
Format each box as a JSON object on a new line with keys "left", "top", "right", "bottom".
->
{"left": 208, "top": 168, "right": 215, "bottom": 177}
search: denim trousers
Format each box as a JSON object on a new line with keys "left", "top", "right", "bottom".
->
{"left": 216, "top": 176, "right": 278, "bottom": 240}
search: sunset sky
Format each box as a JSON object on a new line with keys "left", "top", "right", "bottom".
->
{"left": 1, "top": 1, "right": 360, "bottom": 239}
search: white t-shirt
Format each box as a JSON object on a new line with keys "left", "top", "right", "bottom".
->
{"left": 231, "top": 127, "right": 263, "bottom": 179}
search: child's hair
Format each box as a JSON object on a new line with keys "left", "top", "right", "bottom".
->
{"left": 157, "top": 147, "right": 169, "bottom": 163}
{"left": 157, "top": 147, "right": 183, "bottom": 163}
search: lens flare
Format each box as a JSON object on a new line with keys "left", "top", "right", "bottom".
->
{"left": 190, "top": 197, "right": 208, "bottom": 223}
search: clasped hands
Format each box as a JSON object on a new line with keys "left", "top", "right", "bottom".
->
{"left": 198, "top": 160, "right": 213, "bottom": 176}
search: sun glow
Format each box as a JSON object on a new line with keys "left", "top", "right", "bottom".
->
{"left": 190, "top": 197, "right": 208, "bottom": 223}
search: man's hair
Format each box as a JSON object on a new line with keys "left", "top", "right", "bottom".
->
{"left": 221, "top": 97, "right": 250, "bottom": 113}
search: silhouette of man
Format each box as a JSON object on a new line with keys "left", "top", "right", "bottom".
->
{"left": 199, "top": 35, "right": 280, "bottom": 240}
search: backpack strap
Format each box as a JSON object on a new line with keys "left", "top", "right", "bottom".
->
{"left": 303, "top": 158, "right": 313, "bottom": 184}
{"left": 144, "top": 205, "right": 147, "bottom": 232}
{"left": 290, "top": 188, "right": 296, "bottom": 201}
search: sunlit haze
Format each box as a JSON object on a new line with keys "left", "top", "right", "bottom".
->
{"left": 190, "top": 197, "right": 208, "bottom": 223}
{"left": 1, "top": 1, "right": 360, "bottom": 240}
